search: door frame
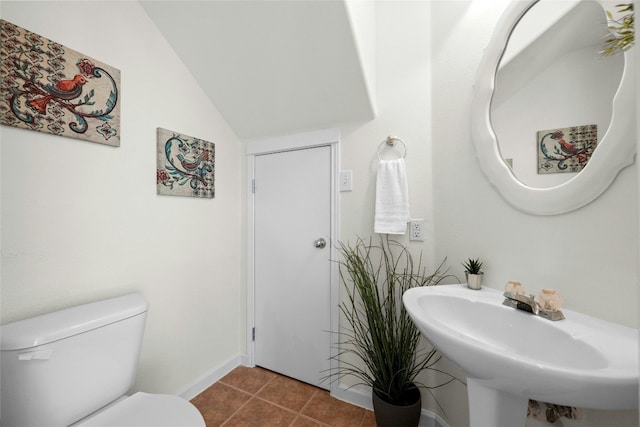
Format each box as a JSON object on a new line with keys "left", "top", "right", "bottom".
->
{"left": 245, "top": 128, "right": 340, "bottom": 392}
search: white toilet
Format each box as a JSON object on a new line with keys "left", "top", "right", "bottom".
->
{"left": 0, "top": 293, "right": 206, "bottom": 427}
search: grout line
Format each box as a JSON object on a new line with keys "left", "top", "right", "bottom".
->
{"left": 210, "top": 367, "right": 371, "bottom": 427}
{"left": 219, "top": 396, "right": 251, "bottom": 427}
{"left": 251, "top": 377, "right": 321, "bottom": 423}
{"left": 357, "top": 408, "right": 368, "bottom": 427}
{"left": 250, "top": 393, "right": 302, "bottom": 422}
{"left": 297, "top": 388, "right": 319, "bottom": 418}
{"left": 253, "top": 393, "right": 305, "bottom": 413}
{"left": 218, "top": 370, "right": 275, "bottom": 396}
{"left": 215, "top": 381, "right": 255, "bottom": 401}
{"left": 219, "top": 372, "right": 295, "bottom": 426}
{"left": 291, "top": 413, "right": 333, "bottom": 427}
{"left": 254, "top": 373, "right": 276, "bottom": 395}
{"left": 218, "top": 372, "right": 276, "bottom": 426}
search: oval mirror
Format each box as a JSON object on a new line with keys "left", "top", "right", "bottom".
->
{"left": 471, "top": 0, "right": 636, "bottom": 215}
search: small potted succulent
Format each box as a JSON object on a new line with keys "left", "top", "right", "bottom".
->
{"left": 462, "top": 258, "right": 484, "bottom": 290}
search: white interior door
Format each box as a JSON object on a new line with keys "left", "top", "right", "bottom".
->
{"left": 253, "top": 145, "right": 331, "bottom": 388}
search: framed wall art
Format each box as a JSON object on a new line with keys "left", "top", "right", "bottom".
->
{"left": 156, "top": 128, "right": 215, "bottom": 198}
{"left": 0, "top": 19, "right": 121, "bottom": 146}
{"left": 537, "top": 124, "right": 598, "bottom": 174}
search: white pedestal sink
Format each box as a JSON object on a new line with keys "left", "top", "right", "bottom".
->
{"left": 403, "top": 284, "right": 639, "bottom": 427}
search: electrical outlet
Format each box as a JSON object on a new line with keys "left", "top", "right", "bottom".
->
{"left": 409, "top": 220, "right": 424, "bottom": 241}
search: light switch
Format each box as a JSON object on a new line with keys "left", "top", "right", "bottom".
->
{"left": 340, "top": 170, "right": 353, "bottom": 192}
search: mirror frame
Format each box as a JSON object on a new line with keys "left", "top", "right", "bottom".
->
{"left": 471, "top": 0, "right": 636, "bottom": 215}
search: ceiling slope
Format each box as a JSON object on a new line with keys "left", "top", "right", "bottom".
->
{"left": 140, "top": 0, "right": 375, "bottom": 139}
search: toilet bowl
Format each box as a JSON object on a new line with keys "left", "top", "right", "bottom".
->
{"left": 72, "top": 392, "right": 204, "bottom": 426}
{"left": 0, "top": 294, "right": 205, "bottom": 427}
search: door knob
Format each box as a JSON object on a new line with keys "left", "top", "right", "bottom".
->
{"left": 314, "top": 238, "right": 327, "bottom": 249}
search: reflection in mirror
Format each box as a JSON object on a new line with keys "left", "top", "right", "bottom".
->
{"left": 491, "top": 0, "right": 623, "bottom": 188}
{"left": 470, "top": 0, "right": 636, "bottom": 215}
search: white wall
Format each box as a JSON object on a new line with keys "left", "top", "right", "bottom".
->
{"left": 0, "top": 1, "right": 243, "bottom": 395}
{"left": 345, "top": 0, "right": 377, "bottom": 115}
{"left": 340, "top": 0, "right": 435, "bottom": 265}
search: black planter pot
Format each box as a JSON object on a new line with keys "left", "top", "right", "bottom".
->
{"left": 372, "top": 385, "right": 422, "bottom": 427}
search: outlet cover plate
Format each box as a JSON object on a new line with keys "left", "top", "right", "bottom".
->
{"left": 409, "top": 220, "right": 424, "bottom": 241}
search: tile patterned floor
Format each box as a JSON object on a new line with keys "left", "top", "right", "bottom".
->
{"left": 191, "top": 366, "right": 376, "bottom": 426}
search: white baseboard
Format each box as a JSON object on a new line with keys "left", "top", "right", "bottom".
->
{"left": 330, "top": 383, "right": 373, "bottom": 410}
{"left": 177, "top": 354, "right": 244, "bottom": 400}
{"left": 331, "top": 383, "right": 449, "bottom": 427}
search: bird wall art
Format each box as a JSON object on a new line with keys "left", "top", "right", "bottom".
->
{"left": 156, "top": 128, "right": 215, "bottom": 198}
{"left": 537, "top": 124, "right": 598, "bottom": 174}
{"left": 0, "top": 19, "right": 121, "bottom": 146}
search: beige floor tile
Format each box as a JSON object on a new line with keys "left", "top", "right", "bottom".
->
{"left": 257, "top": 374, "right": 317, "bottom": 412}
{"left": 191, "top": 366, "right": 373, "bottom": 427}
{"left": 301, "top": 390, "right": 366, "bottom": 427}
{"left": 191, "top": 382, "right": 251, "bottom": 427}
{"left": 290, "top": 415, "right": 327, "bottom": 426}
{"left": 222, "top": 397, "right": 296, "bottom": 426}
{"left": 359, "top": 409, "right": 377, "bottom": 427}
{"left": 219, "top": 365, "right": 277, "bottom": 394}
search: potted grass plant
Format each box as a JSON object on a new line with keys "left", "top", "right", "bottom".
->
{"left": 462, "top": 258, "right": 484, "bottom": 290}
{"left": 327, "top": 236, "right": 457, "bottom": 427}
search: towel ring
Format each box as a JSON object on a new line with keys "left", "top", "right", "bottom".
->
{"left": 377, "top": 135, "right": 407, "bottom": 160}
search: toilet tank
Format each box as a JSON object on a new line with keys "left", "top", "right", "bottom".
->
{"left": 0, "top": 293, "right": 149, "bottom": 427}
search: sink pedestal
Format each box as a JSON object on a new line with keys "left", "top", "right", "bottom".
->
{"left": 467, "top": 379, "right": 528, "bottom": 427}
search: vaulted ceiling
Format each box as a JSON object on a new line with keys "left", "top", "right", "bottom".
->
{"left": 140, "top": 1, "right": 375, "bottom": 139}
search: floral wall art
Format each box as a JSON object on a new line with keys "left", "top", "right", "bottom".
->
{"left": 156, "top": 128, "right": 215, "bottom": 198}
{"left": 537, "top": 124, "right": 598, "bottom": 174}
{"left": 0, "top": 19, "right": 120, "bottom": 146}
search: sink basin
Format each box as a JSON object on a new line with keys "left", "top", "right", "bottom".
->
{"left": 403, "top": 284, "right": 638, "bottom": 426}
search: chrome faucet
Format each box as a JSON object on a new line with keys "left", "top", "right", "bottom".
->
{"left": 502, "top": 291, "right": 538, "bottom": 314}
{"left": 502, "top": 291, "right": 565, "bottom": 321}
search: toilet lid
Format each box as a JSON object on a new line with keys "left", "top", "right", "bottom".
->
{"left": 76, "top": 392, "right": 205, "bottom": 427}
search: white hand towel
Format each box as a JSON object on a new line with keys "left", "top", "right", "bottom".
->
{"left": 374, "top": 158, "right": 410, "bottom": 234}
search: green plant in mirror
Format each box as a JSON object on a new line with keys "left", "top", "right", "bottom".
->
{"left": 326, "top": 236, "right": 459, "bottom": 407}
{"left": 602, "top": 3, "right": 634, "bottom": 56}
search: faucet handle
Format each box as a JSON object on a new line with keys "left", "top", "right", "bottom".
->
{"left": 536, "top": 289, "right": 565, "bottom": 321}
{"left": 537, "top": 288, "right": 563, "bottom": 312}
{"left": 504, "top": 280, "right": 526, "bottom": 295}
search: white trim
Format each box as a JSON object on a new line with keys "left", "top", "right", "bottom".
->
{"left": 332, "top": 385, "right": 449, "bottom": 427}
{"left": 328, "top": 138, "right": 341, "bottom": 396}
{"left": 245, "top": 128, "right": 340, "bottom": 393}
{"left": 245, "top": 153, "right": 256, "bottom": 368}
{"left": 331, "top": 384, "right": 373, "bottom": 411}
{"left": 421, "top": 410, "right": 449, "bottom": 427}
{"left": 176, "top": 355, "right": 243, "bottom": 400}
{"left": 246, "top": 128, "right": 340, "bottom": 155}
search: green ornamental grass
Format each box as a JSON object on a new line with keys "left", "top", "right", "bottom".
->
{"left": 327, "top": 236, "right": 458, "bottom": 406}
